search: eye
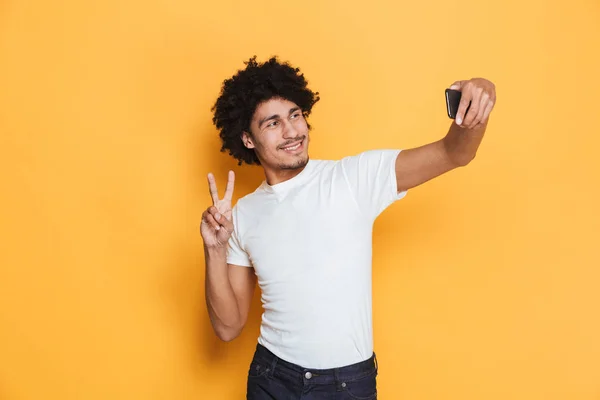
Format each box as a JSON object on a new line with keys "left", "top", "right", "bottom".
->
{"left": 267, "top": 120, "right": 279, "bottom": 128}
{"left": 291, "top": 113, "right": 301, "bottom": 119}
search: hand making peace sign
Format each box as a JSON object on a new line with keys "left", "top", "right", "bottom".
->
{"left": 200, "top": 170, "right": 235, "bottom": 248}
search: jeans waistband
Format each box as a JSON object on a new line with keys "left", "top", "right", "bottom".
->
{"left": 252, "top": 343, "right": 378, "bottom": 385}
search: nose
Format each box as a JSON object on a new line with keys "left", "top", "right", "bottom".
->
{"left": 281, "top": 119, "right": 298, "bottom": 139}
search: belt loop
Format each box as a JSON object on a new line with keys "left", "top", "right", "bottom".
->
{"left": 269, "top": 354, "right": 278, "bottom": 377}
{"left": 333, "top": 367, "right": 341, "bottom": 389}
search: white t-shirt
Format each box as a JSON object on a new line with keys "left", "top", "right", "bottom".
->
{"left": 227, "top": 149, "right": 407, "bottom": 369}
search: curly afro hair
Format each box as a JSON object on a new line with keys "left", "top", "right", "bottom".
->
{"left": 211, "top": 56, "right": 320, "bottom": 166}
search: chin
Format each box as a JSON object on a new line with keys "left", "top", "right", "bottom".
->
{"left": 279, "top": 154, "right": 309, "bottom": 170}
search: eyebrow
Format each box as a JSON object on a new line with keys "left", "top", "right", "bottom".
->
{"left": 258, "top": 107, "right": 301, "bottom": 128}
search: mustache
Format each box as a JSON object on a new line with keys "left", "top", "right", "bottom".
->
{"left": 278, "top": 136, "right": 306, "bottom": 149}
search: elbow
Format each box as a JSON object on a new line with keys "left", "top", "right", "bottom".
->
{"left": 215, "top": 325, "right": 243, "bottom": 342}
{"left": 217, "top": 331, "right": 239, "bottom": 342}
{"left": 443, "top": 138, "right": 477, "bottom": 168}
{"left": 453, "top": 152, "right": 476, "bottom": 167}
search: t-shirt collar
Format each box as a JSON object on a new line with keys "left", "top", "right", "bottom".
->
{"left": 260, "top": 159, "right": 315, "bottom": 195}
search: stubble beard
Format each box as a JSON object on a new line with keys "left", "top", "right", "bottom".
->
{"left": 278, "top": 155, "right": 309, "bottom": 170}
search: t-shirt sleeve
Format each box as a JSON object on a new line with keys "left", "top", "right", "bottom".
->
{"left": 226, "top": 205, "right": 252, "bottom": 267}
{"left": 340, "top": 149, "right": 407, "bottom": 220}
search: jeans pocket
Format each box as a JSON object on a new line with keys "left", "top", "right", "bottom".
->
{"left": 341, "top": 369, "right": 377, "bottom": 400}
{"left": 248, "top": 360, "right": 271, "bottom": 379}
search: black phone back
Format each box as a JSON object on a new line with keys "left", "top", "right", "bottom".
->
{"left": 445, "top": 89, "right": 461, "bottom": 119}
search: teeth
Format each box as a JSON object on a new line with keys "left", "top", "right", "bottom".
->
{"left": 284, "top": 143, "right": 300, "bottom": 151}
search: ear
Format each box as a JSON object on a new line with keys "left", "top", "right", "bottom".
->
{"left": 242, "top": 131, "right": 255, "bottom": 149}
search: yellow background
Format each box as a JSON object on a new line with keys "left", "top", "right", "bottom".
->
{"left": 1, "top": 0, "right": 599, "bottom": 398}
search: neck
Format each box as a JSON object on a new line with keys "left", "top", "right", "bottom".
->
{"left": 264, "top": 163, "right": 308, "bottom": 186}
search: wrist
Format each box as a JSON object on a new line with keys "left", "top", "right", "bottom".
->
{"left": 204, "top": 244, "right": 228, "bottom": 260}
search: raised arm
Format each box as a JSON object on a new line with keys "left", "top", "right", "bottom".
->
{"left": 201, "top": 171, "right": 256, "bottom": 342}
{"left": 395, "top": 78, "right": 496, "bottom": 193}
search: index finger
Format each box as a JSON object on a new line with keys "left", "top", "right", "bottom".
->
{"left": 207, "top": 173, "right": 219, "bottom": 204}
{"left": 456, "top": 91, "right": 472, "bottom": 126}
{"left": 223, "top": 170, "right": 235, "bottom": 202}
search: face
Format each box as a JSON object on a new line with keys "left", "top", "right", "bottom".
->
{"left": 243, "top": 97, "right": 310, "bottom": 176}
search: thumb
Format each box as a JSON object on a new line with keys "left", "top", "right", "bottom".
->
{"left": 219, "top": 215, "right": 234, "bottom": 235}
{"left": 450, "top": 81, "right": 463, "bottom": 90}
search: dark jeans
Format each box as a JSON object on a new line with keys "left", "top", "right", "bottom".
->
{"left": 247, "top": 343, "right": 378, "bottom": 400}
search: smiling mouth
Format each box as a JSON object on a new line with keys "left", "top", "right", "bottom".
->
{"left": 280, "top": 139, "right": 304, "bottom": 152}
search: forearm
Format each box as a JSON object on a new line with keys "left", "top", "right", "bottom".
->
{"left": 442, "top": 120, "right": 488, "bottom": 167}
{"left": 204, "top": 245, "right": 243, "bottom": 340}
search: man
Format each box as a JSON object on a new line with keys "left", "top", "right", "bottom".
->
{"left": 201, "top": 56, "right": 496, "bottom": 399}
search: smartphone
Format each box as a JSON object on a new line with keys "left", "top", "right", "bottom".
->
{"left": 445, "top": 89, "right": 470, "bottom": 119}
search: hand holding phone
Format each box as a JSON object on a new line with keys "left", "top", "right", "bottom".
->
{"left": 445, "top": 88, "right": 470, "bottom": 120}
{"left": 445, "top": 79, "right": 496, "bottom": 128}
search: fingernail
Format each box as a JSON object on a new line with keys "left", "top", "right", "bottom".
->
{"left": 456, "top": 117, "right": 462, "bottom": 125}
{"left": 215, "top": 225, "right": 220, "bottom": 230}
{"left": 215, "top": 213, "right": 221, "bottom": 221}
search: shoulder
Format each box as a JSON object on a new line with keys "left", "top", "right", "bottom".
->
{"left": 329, "top": 149, "right": 402, "bottom": 171}
{"left": 230, "top": 182, "right": 275, "bottom": 219}
{"left": 232, "top": 188, "right": 264, "bottom": 212}
{"left": 340, "top": 149, "right": 402, "bottom": 162}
